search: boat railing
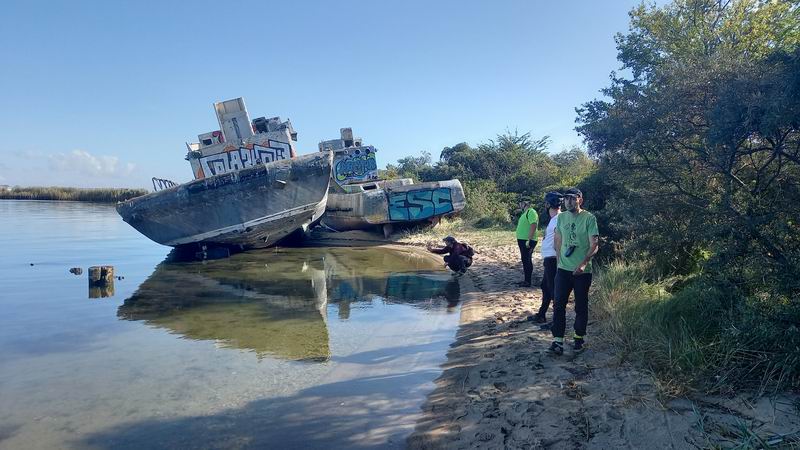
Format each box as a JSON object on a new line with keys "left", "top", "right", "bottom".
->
{"left": 152, "top": 177, "right": 178, "bottom": 192}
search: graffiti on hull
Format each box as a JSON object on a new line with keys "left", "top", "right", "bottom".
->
{"left": 334, "top": 147, "right": 378, "bottom": 184}
{"left": 388, "top": 188, "right": 453, "bottom": 221}
{"left": 198, "top": 141, "right": 290, "bottom": 178}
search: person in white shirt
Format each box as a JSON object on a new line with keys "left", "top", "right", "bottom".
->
{"left": 529, "top": 192, "right": 562, "bottom": 324}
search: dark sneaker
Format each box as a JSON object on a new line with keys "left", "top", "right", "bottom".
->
{"left": 573, "top": 338, "right": 585, "bottom": 353}
{"left": 539, "top": 322, "right": 552, "bottom": 331}
{"left": 547, "top": 341, "right": 564, "bottom": 356}
{"left": 531, "top": 313, "right": 547, "bottom": 324}
{"left": 517, "top": 281, "right": 531, "bottom": 287}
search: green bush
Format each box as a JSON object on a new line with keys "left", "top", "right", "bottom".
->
{"left": 593, "top": 262, "right": 799, "bottom": 394}
{"left": 460, "top": 180, "right": 514, "bottom": 228}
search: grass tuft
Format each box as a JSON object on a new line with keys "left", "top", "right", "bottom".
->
{"left": 593, "top": 261, "right": 800, "bottom": 395}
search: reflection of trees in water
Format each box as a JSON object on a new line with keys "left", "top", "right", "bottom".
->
{"left": 331, "top": 275, "right": 460, "bottom": 320}
{"left": 119, "top": 247, "right": 461, "bottom": 358}
{"left": 322, "top": 249, "right": 461, "bottom": 320}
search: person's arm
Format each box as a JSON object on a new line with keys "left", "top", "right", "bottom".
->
{"left": 574, "top": 215, "right": 600, "bottom": 275}
{"left": 526, "top": 209, "right": 538, "bottom": 247}
{"left": 528, "top": 222, "right": 539, "bottom": 247}
{"left": 428, "top": 246, "right": 449, "bottom": 255}
{"left": 554, "top": 228, "right": 562, "bottom": 266}
{"left": 574, "top": 236, "right": 599, "bottom": 275}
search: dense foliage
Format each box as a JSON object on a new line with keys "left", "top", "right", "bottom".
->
{"left": 384, "top": 133, "right": 595, "bottom": 228}
{"left": 576, "top": 0, "right": 800, "bottom": 390}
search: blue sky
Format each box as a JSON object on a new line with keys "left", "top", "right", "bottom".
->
{"left": 0, "top": 0, "right": 649, "bottom": 189}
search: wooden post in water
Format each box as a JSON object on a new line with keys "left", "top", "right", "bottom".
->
{"left": 88, "top": 265, "right": 115, "bottom": 298}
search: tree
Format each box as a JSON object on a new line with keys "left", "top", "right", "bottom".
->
{"left": 385, "top": 151, "right": 433, "bottom": 181}
{"left": 552, "top": 146, "right": 596, "bottom": 186}
{"left": 577, "top": 0, "right": 800, "bottom": 288}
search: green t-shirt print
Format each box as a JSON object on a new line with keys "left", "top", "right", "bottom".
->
{"left": 515, "top": 208, "right": 539, "bottom": 240}
{"left": 556, "top": 210, "right": 599, "bottom": 273}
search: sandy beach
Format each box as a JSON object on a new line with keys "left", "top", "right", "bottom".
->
{"left": 403, "top": 242, "right": 800, "bottom": 449}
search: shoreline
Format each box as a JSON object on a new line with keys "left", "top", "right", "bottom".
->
{"left": 405, "top": 243, "right": 800, "bottom": 449}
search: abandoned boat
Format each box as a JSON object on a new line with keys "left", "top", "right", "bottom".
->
{"left": 117, "top": 97, "right": 332, "bottom": 249}
{"left": 319, "top": 128, "right": 465, "bottom": 236}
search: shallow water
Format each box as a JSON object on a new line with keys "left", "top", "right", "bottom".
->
{"left": 0, "top": 200, "right": 462, "bottom": 449}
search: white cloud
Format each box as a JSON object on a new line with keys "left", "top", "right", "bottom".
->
{"left": 48, "top": 149, "right": 136, "bottom": 177}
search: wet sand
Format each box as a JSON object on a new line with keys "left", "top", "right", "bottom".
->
{"left": 405, "top": 243, "right": 800, "bottom": 449}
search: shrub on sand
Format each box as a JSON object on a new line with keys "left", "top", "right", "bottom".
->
{"left": 593, "top": 262, "right": 799, "bottom": 395}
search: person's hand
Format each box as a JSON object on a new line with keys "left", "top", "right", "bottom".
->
{"left": 573, "top": 264, "right": 585, "bottom": 275}
{"left": 528, "top": 239, "right": 535, "bottom": 249}
{"left": 525, "top": 240, "right": 531, "bottom": 249}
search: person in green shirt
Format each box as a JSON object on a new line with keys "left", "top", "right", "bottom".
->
{"left": 515, "top": 198, "right": 539, "bottom": 287}
{"left": 548, "top": 188, "right": 599, "bottom": 356}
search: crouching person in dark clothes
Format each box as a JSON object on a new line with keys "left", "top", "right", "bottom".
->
{"left": 427, "top": 236, "right": 474, "bottom": 275}
{"left": 547, "top": 188, "right": 599, "bottom": 356}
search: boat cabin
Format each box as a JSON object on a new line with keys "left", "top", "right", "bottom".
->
{"left": 319, "top": 128, "right": 380, "bottom": 189}
{"left": 186, "top": 97, "right": 298, "bottom": 180}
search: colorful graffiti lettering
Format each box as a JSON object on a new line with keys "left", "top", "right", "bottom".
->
{"left": 198, "top": 141, "right": 290, "bottom": 178}
{"left": 334, "top": 147, "right": 378, "bottom": 183}
{"left": 388, "top": 188, "right": 454, "bottom": 221}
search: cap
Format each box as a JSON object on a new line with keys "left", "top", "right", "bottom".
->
{"left": 544, "top": 191, "right": 563, "bottom": 207}
{"left": 564, "top": 187, "right": 583, "bottom": 198}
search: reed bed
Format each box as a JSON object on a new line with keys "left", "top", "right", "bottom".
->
{"left": 0, "top": 187, "right": 148, "bottom": 203}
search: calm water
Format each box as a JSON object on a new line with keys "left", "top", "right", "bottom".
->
{"left": 0, "top": 200, "right": 462, "bottom": 450}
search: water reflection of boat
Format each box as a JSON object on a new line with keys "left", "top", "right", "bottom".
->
{"left": 118, "top": 253, "right": 330, "bottom": 362}
{"left": 321, "top": 248, "right": 461, "bottom": 319}
{"left": 119, "top": 247, "right": 461, "bottom": 360}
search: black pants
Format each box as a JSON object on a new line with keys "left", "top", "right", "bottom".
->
{"left": 444, "top": 255, "right": 471, "bottom": 273}
{"left": 552, "top": 268, "right": 593, "bottom": 339}
{"left": 517, "top": 239, "right": 536, "bottom": 283}
{"left": 538, "top": 257, "right": 557, "bottom": 316}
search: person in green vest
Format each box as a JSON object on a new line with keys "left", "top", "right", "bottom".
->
{"left": 515, "top": 197, "right": 539, "bottom": 287}
{"left": 547, "top": 188, "right": 599, "bottom": 356}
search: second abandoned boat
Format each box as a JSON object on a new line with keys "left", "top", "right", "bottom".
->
{"left": 319, "top": 128, "right": 466, "bottom": 236}
{"left": 117, "top": 98, "right": 332, "bottom": 249}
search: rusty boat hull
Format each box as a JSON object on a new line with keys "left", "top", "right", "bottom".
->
{"left": 117, "top": 152, "right": 332, "bottom": 249}
{"left": 322, "top": 178, "right": 466, "bottom": 231}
